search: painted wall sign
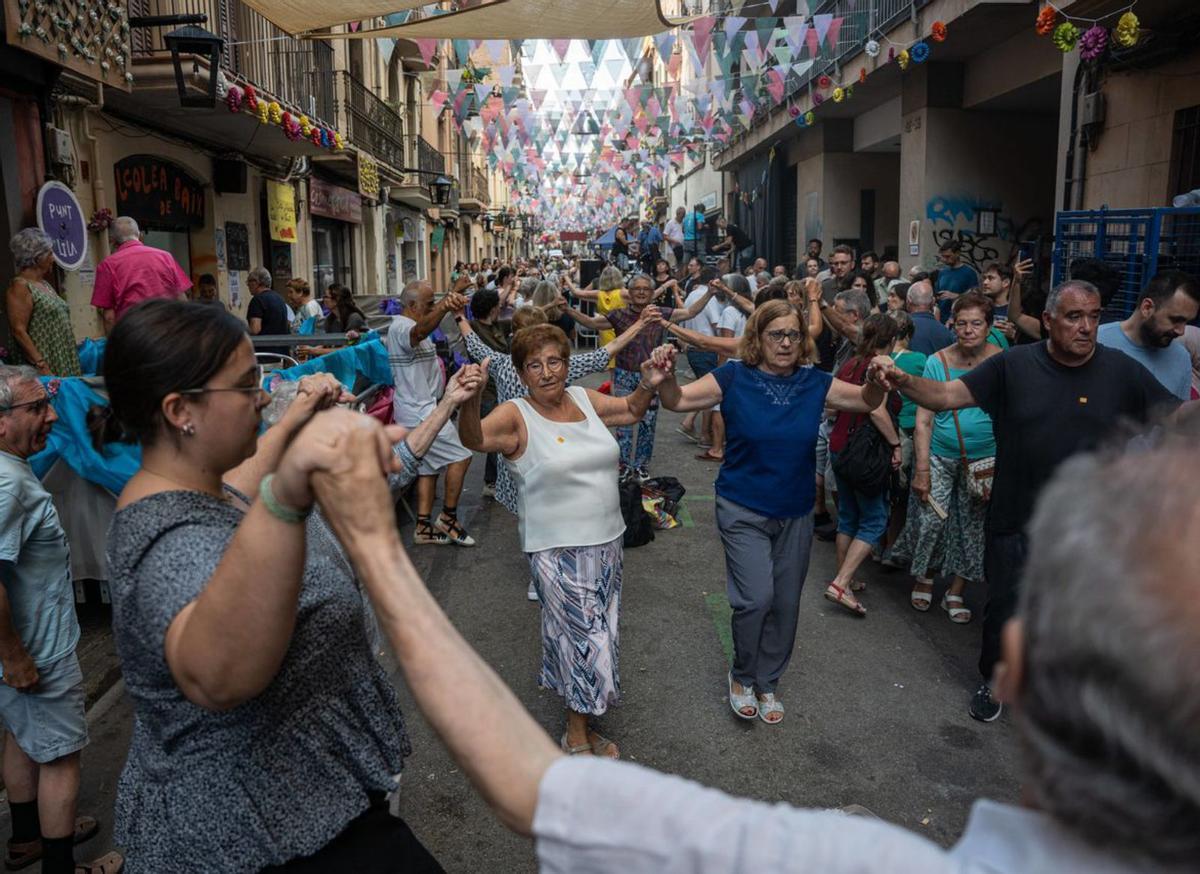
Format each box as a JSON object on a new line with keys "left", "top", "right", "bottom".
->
{"left": 267, "top": 181, "right": 298, "bottom": 243}
{"left": 36, "top": 181, "right": 88, "bottom": 270}
{"left": 114, "top": 156, "right": 205, "bottom": 228}
{"left": 309, "top": 178, "right": 363, "bottom": 224}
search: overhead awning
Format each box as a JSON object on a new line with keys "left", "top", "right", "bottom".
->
{"left": 237, "top": 0, "right": 427, "bottom": 37}
{"left": 314, "top": 0, "right": 695, "bottom": 40}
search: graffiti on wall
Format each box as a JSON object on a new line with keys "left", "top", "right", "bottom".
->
{"left": 924, "top": 195, "right": 1011, "bottom": 270}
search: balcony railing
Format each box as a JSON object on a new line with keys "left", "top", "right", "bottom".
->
{"left": 417, "top": 136, "right": 445, "bottom": 175}
{"left": 128, "top": 0, "right": 336, "bottom": 129}
{"left": 461, "top": 167, "right": 490, "bottom": 206}
{"left": 337, "top": 72, "right": 405, "bottom": 170}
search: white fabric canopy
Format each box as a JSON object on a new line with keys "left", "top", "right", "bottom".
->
{"left": 239, "top": 0, "right": 428, "bottom": 37}
{"left": 319, "top": 0, "right": 695, "bottom": 40}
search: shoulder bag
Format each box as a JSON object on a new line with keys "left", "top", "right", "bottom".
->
{"left": 830, "top": 359, "right": 892, "bottom": 497}
{"left": 936, "top": 351, "right": 995, "bottom": 503}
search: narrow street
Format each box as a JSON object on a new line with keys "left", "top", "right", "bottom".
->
{"left": 18, "top": 374, "right": 1020, "bottom": 873}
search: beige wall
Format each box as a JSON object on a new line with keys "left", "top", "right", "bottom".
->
{"left": 899, "top": 106, "right": 1057, "bottom": 272}
{"left": 1081, "top": 55, "right": 1200, "bottom": 209}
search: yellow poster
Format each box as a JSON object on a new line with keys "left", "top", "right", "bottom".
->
{"left": 267, "top": 181, "right": 297, "bottom": 244}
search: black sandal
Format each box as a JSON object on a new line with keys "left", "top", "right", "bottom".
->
{"left": 5, "top": 816, "right": 100, "bottom": 870}
{"left": 435, "top": 514, "right": 476, "bottom": 547}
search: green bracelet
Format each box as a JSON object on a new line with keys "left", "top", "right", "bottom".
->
{"left": 259, "top": 474, "right": 312, "bottom": 524}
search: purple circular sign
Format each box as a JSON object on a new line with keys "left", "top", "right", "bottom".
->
{"left": 36, "top": 181, "right": 88, "bottom": 271}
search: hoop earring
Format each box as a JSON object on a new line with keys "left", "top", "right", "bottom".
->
{"left": 181, "top": 423, "right": 196, "bottom": 437}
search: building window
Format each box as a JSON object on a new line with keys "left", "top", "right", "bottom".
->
{"left": 1171, "top": 104, "right": 1200, "bottom": 197}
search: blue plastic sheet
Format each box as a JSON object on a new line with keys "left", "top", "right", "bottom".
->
{"left": 30, "top": 377, "right": 140, "bottom": 493}
{"left": 76, "top": 338, "right": 106, "bottom": 376}
{"left": 264, "top": 334, "right": 393, "bottom": 390}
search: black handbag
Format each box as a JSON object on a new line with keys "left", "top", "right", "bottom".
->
{"left": 831, "top": 418, "right": 892, "bottom": 497}
{"left": 619, "top": 478, "right": 655, "bottom": 548}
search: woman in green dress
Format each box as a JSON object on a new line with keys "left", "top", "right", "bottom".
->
{"left": 6, "top": 228, "right": 81, "bottom": 376}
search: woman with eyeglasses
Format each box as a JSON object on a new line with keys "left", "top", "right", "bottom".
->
{"left": 885, "top": 290, "right": 999, "bottom": 624}
{"left": 457, "top": 324, "right": 667, "bottom": 760}
{"left": 92, "top": 300, "right": 444, "bottom": 872}
{"left": 648, "top": 300, "right": 887, "bottom": 725}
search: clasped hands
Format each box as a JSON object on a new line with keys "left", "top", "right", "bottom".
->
{"left": 639, "top": 344, "right": 678, "bottom": 387}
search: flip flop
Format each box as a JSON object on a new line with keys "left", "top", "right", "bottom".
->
{"left": 824, "top": 583, "right": 867, "bottom": 617}
{"left": 589, "top": 732, "right": 620, "bottom": 759}
{"left": 695, "top": 451, "right": 723, "bottom": 462}
{"left": 559, "top": 732, "right": 593, "bottom": 755}
{"left": 675, "top": 425, "right": 700, "bottom": 442}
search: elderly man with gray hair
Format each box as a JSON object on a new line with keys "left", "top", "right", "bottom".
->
{"left": 870, "top": 278, "right": 1179, "bottom": 722}
{"left": 0, "top": 366, "right": 122, "bottom": 874}
{"left": 245, "top": 266, "right": 291, "bottom": 357}
{"left": 905, "top": 279, "right": 954, "bottom": 355}
{"left": 90, "top": 216, "right": 190, "bottom": 333}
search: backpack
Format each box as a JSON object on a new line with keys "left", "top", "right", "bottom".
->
{"left": 619, "top": 478, "right": 655, "bottom": 548}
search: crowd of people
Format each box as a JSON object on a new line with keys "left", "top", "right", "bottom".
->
{"left": 0, "top": 208, "right": 1198, "bottom": 873}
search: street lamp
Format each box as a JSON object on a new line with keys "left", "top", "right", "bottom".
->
{"left": 430, "top": 174, "right": 453, "bottom": 206}
{"left": 163, "top": 25, "right": 224, "bottom": 108}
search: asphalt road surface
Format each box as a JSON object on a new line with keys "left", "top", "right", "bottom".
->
{"left": 5, "top": 370, "right": 1021, "bottom": 872}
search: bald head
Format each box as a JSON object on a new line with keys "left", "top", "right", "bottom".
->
{"left": 882, "top": 261, "right": 901, "bottom": 281}
{"left": 400, "top": 279, "right": 433, "bottom": 311}
{"left": 906, "top": 280, "right": 934, "bottom": 312}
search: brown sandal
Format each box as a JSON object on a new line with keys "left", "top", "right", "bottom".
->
{"left": 5, "top": 816, "right": 100, "bottom": 870}
{"left": 74, "top": 851, "right": 123, "bottom": 874}
{"left": 824, "top": 583, "right": 867, "bottom": 617}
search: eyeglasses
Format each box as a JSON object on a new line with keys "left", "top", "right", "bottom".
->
{"left": 524, "top": 358, "right": 566, "bottom": 376}
{"left": 178, "top": 365, "right": 266, "bottom": 396}
{"left": 953, "top": 320, "right": 987, "bottom": 331}
{"left": 0, "top": 380, "right": 59, "bottom": 415}
{"left": 765, "top": 329, "right": 803, "bottom": 344}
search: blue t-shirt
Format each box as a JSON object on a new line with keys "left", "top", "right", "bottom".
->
{"left": 910, "top": 311, "right": 954, "bottom": 356}
{"left": 682, "top": 212, "right": 704, "bottom": 242}
{"left": 712, "top": 361, "right": 833, "bottom": 518}
{"left": 1096, "top": 322, "right": 1193, "bottom": 400}
{"left": 924, "top": 356, "right": 997, "bottom": 460}
{"left": 0, "top": 451, "right": 79, "bottom": 672}
{"left": 936, "top": 263, "right": 979, "bottom": 320}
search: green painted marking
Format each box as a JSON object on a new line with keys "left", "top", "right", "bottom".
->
{"left": 675, "top": 500, "right": 695, "bottom": 528}
{"left": 687, "top": 494, "right": 715, "bottom": 501}
{"left": 705, "top": 591, "right": 734, "bottom": 666}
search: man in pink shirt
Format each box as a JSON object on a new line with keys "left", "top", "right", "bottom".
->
{"left": 91, "top": 217, "right": 191, "bottom": 333}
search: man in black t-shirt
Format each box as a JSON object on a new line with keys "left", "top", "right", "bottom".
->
{"left": 870, "top": 279, "right": 1178, "bottom": 723}
{"left": 246, "top": 266, "right": 291, "bottom": 357}
{"left": 713, "top": 217, "right": 753, "bottom": 271}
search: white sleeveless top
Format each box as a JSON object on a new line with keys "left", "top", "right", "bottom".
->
{"left": 504, "top": 386, "right": 625, "bottom": 553}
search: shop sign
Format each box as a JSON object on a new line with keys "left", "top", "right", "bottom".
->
{"left": 36, "top": 181, "right": 88, "bottom": 270}
{"left": 430, "top": 225, "right": 445, "bottom": 253}
{"left": 309, "top": 178, "right": 362, "bottom": 224}
{"left": 267, "top": 181, "right": 297, "bottom": 244}
{"left": 114, "top": 156, "right": 205, "bottom": 228}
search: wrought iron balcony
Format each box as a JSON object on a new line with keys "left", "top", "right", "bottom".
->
{"left": 416, "top": 135, "right": 445, "bottom": 175}
{"left": 336, "top": 72, "right": 405, "bottom": 170}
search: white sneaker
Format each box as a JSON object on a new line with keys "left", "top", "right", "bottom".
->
{"left": 527, "top": 579, "right": 539, "bottom": 601}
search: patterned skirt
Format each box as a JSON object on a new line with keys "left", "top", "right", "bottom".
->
{"left": 884, "top": 454, "right": 987, "bottom": 582}
{"left": 527, "top": 536, "right": 623, "bottom": 716}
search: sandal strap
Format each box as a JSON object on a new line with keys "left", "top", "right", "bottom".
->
{"left": 438, "top": 514, "right": 468, "bottom": 539}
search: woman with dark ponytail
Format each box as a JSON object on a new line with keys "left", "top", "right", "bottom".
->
{"left": 98, "top": 300, "right": 443, "bottom": 872}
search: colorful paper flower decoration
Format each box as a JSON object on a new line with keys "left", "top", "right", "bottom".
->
{"left": 864, "top": 39, "right": 880, "bottom": 58}
{"left": 268, "top": 101, "right": 282, "bottom": 124}
{"left": 804, "top": 111, "right": 815, "bottom": 125}
{"left": 817, "top": 74, "right": 832, "bottom": 89}
{"left": 931, "top": 21, "right": 947, "bottom": 42}
{"left": 281, "top": 111, "right": 301, "bottom": 141}
{"left": 813, "top": 92, "right": 824, "bottom": 105}
{"left": 897, "top": 49, "right": 910, "bottom": 70}
{"left": 832, "top": 86, "right": 845, "bottom": 103}
{"left": 310, "top": 128, "right": 322, "bottom": 146}
{"left": 225, "top": 84, "right": 243, "bottom": 112}
{"left": 1079, "top": 25, "right": 1107, "bottom": 61}
{"left": 255, "top": 100, "right": 270, "bottom": 124}
{"left": 1113, "top": 11, "right": 1139, "bottom": 48}
{"left": 1052, "top": 21, "right": 1080, "bottom": 52}
{"left": 910, "top": 41, "right": 930, "bottom": 63}
{"left": 299, "top": 115, "right": 312, "bottom": 136}
{"left": 1035, "top": 6, "right": 1057, "bottom": 37}
{"left": 244, "top": 84, "right": 258, "bottom": 112}
{"left": 888, "top": 46, "right": 896, "bottom": 62}
{"left": 333, "top": 132, "right": 345, "bottom": 151}
{"left": 859, "top": 67, "right": 868, "bottom": 84}
{"left": 788, "top": 104, "right": 801, "bottom": 118}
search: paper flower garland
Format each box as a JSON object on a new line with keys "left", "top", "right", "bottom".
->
{"left": 832, "top": 87, "right": 845, "bottom": 103}
{"left": 255, "top": 100, "right": 270, "bottom": 124}
{"left": 910, "top": 41, "right": 930, "bottom": 63}
{"left": 299, "top": 115, "right": 312, "bottom": 136}
{"left": 1113, "top": 11, "right": 1139, "bottom": 48}
{"left": 897, "top": 49, "right": 910, "bottom": 70}
{"left": 788, "top": 105, "right": 800, "bottom": 118}
{"left": 244, "top": 84, "right": 258, "bottom": 112}
{"left": 1035, "top": 6, "right": 1057, "bottom": 37}
{"left": 804, "top": 111, "right": 814, "bottom": 125}
{"left": 282, "top": 111, "right": 301, "bottom": 141}
{"left": 1079, "top": 25, "right": 1107, "bottom": 61}
{"left": 813, "top": 92, "right": 824, "bottom": 105}
{"left": 859, "top": 67, "right": 867, "bottom": 84}
{"left": 817, "top": 74, "right": 832, "bottom": 89}
{"left": 931, "top": 21, "right": 947, "bottom": 42}
{"left": 268, "top": 101, "right": 282, "bottom": 124}
{"left": 1053, "top": 22, "right": 1080, "bottom": 52}
{"left": 864, "top": 39, "right": 880, "bottom": 58}
{"left": 888, "top": 46, "right": 896, "bottom": 62}
{"left": 225, "top": 84, "right": 243, "bottom": 112}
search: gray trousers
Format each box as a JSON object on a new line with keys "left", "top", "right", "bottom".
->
{"left": 716, "top": 496, "right": 814, "bottom": 694}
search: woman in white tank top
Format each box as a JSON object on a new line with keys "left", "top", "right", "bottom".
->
{"left": 458, "top": 323, "right": 668, "bottom": 759}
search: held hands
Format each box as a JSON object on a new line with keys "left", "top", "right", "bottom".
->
{"left": 638, "top": 304, "right": 662, "bottom": 324}
{"left": 275, "top": 408, "right": 406, "bottom": 511}
{"left": 640, "top": 344, "right": 678, "bottom": 386}
{"left": 444, "top": 291, "right": 469, "bottom": 314}
{"left": 311, "top": 415, "right": 408, "bottom": 548}
{"left": 867, "top": 355, "right": 904, "bottom": 391}
{"left": 891, "top": 444, "right": 903, "bottom": 471}
{"left": 288, "top": 373, "right": 353, "bottom": 423}
{"left": 452, "top": 274, "right": 474, "bottom": 295}
{"left": 445, "top": 360, "right": 489, "bottom": 405}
